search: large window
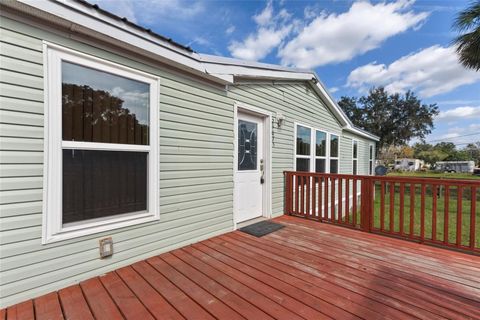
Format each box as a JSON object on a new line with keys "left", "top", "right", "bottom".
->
{"left": 352, "top": 140, "right": 358, "bottom": 175}
{"left": 44, "top": 45, "right": 159, "bottom": 243}
{"left": 295, "top": 124, "right": 339, "bottom": 173}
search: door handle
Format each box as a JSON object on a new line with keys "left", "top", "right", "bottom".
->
{"left": 260, "top": 159, "right": 265, "bottom": 184}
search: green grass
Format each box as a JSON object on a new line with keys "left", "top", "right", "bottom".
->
{"left": 387, "top": 171, "right": 480, "bottom": 180}
{"left": 367, "top": 183, "right": 480, "bottom": 248}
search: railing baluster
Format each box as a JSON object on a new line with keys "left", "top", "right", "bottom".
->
{"left": 306, "top": 175, "right": 311, "bottom": 217}
{"left": 317, "top": 177, "right": 322, "bottom": 221}
{"left": 345, "top": 178, "right": 350, "bottom": 225}
{"left": 331, "top": 177, "right": 336, "bottom": 221}
{"left": 444, "top": 185, "right": 450, "bottom": 245}
{"left": 457, "top": 186, "right": 463, "bottom": 247}
{"left": 389, "top": 182, "right": 395, "bottom": 232}
{"left": 295, "top": 174, "right": 299, "bottom": 214}
{"left": 421, "top": 184, "right": 426, "bottom": 242}
{"left": 380, "top": 181, "right": 385, "bottom": 231}
{"left": 470, "top": 186, "right": 477, "bottom": 250}
{"left": 300, "top": 175, "right": 305, "bottom": 215}
{"left": 432, "top": 184, "right": 437, "bottom": 241}
{"left": 338, "top": 178, "right": 343, "bottom": 223}
{"left": 399, "top": 183, "right": 405, "bottom": 235}
{"left": 409, "top": 183, "right": 415, "bottom": 238}
{"left": 353, "top": 178, "right": 357, "bottom": 226}
{"left": 324, "top": 176, "right": 328, "bottom": 220}
{"left": 312, "top": 176, "right": 316, "bottom": 219}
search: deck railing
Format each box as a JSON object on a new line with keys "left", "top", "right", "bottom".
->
{"left": 284, "top": 171, "right": 480, "bottom": 254}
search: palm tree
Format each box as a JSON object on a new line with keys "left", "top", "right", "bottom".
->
{"left": 453, "top": 1, "right": 480, "bottom": 71}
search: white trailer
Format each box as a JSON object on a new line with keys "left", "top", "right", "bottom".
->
{"left": 434, "top": 161, "right": 475, "bottom": 173}
{"left": 394, "top": 158, "right": 424, "bottom": 171}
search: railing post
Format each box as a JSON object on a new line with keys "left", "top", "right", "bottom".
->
{"left": 361, "top": 176, "right": 373, "bottom": 232}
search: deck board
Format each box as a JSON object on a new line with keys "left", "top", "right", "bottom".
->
{"left": 3, "top": 216, "right": 479, "bottom": 319}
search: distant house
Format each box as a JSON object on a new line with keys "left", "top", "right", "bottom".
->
{"left": 0, "top": 0, "right": 378, "bottom": 307}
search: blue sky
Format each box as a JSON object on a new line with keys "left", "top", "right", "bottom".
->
{"left": 95, "top": 0, "right": 480, "bottom": 147}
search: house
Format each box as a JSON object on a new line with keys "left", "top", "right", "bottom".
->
{"left": 0, "top": 0, "right": 378, "bottom": 307}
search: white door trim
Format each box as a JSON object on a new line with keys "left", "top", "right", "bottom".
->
{"left": 233, "top": 101, "right": 272, "bottom": 229}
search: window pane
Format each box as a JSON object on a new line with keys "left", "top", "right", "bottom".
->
{"left": 353, "top": 159, "right": 357, "bottom": 175}
{"left": 353, "top": 141, "right": 358, "bottom": 159}
{"left": 62, "top": 150, "right": 147, "bottom": 224}
{"left": 369, "top": 145, "right": 373, "bottom": 160}
{"left": 296, "top": 158, "right": 310, "bottom": 172}
{"left": 296, "top": 125, "right": 311, "bottom": 156}
{"left": 315, "top": 159, "right": 326, "bottom": 173}
{"left": 316, "top": 131, "right": 326, "bottom": 156}
{"left": 238, "top": 120, "right": 257, "bottom": 170}
{"left": 330, "top": 159, "right": 339, "bottom": 173}
{"left": 62, "top": 61, "right": 150, "bottom": 145}
{"left": 369, "top": 160, "right": 373, "bottom": 175}
{"left": 330, "top": 134, "right": 339, "bottom": 157}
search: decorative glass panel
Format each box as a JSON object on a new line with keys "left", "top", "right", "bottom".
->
{"left": 330, "top": 134, "right": 339, "bottom": 157}
{"left": 238, "top": 120, "right": 257, "bottom": 170}
{"left": 296, "top": 125, "right": 311, "bottom": 156}
{"left": 316, "top": 131, "right": 326, "bottom": 157}
{"left": 369, "top": 161, "right": 374, "bottom": 175}
{"left": 315, "top": 159, "right": 326, "bottom": 173}
{"left": 62, "top": 150, "right": 147, "bottom": 224}
{"left": 330, "top": 159, "right": 339, "bottom": 173}
{"left": 353, "top": 141, "right": 358, "bottom": 159}
{"left": 369, "top": 145, "right": 374, "bottom": 160}
{"left": 62, "top": 62, "right": 150, "bottom": 145}
{"left": 353, "top": 159, "right": 358, "bottom": 175}
{"left": 296, "top": 158, "right": 310, "bottom": 172}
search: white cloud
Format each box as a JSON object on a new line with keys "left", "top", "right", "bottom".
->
{"left": 437, "top": 106, "right": 480, "bottom": 122}
{"left": 226, "top": 25, "right": 236, "bottom": 35}
{"left": 228, "top": 1, "right": 295, "bottom": 61}
{"left": 347, "top": 45, "right": 480, "bottom": 97}
{"left": 278, "top": 0, "right": 428, "bottom": 68}
{"left": 329, "top": 87, "right": 339, "bottom": 93}
{"left": 92, "top": 0, "right": 204, "bottom": 24}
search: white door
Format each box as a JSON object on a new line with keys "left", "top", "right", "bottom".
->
{"left": 235, "top": 112, "right": 264, "bottom": 223}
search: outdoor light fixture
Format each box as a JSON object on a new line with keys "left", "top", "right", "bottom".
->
{"left": 99, "top": 237, "right": 113, "bottom": 258}
{"left": 276, "top": 113, "right": 285, "bottom": 128}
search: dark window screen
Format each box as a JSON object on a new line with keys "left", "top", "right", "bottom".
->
{"left": 330, "top": 159, "right": 339, "bottom": 174}
{"left": 62, "top": 150, "right": 147, "bottom": 224}
{"left": 316, "top": 159, "right": 326, "bottom": 173}
{"left": 238, "top": 120, "right": 257, "bottom": 170}
{"left": 62, "top": 61, "right": 150, "bottom": 145}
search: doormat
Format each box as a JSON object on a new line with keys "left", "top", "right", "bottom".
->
{"left": 239, "top": 221, "right": 285, "bottom": 237}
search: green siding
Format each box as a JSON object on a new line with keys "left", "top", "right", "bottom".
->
{"left": 0, "top": 15, "right": 375, "bottom": 307}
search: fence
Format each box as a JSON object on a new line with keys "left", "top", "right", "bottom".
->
{"left": 284, "top": 171, "right": 480, "bottom": 254}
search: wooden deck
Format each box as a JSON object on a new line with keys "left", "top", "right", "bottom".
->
{"left": 2, "top": 215, "right": 480, "bottom": 320}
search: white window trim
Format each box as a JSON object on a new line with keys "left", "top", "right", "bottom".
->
{"left": 352, "top": 140, "right": 359, "bottom": 175}
{"left": 42, "top": 43, "right": 160, "bottom": 244}
{"left": 293, "top": 122, "right": 340, "bottom": 174}
{"left": 315, "top": 130, "right": 327, "bottom": 173}
{"left": 369, "top": 143, "right": 375, "bottom": 175}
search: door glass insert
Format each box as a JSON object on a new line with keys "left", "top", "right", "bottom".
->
{"left": 238, "top": 120, "right": 257, "bottom": 170}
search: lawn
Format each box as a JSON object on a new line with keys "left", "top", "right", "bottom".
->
{"left": 369, "top": 182, "right": 480, "bottom": 248}
{"left": 387, "top": 171, "right": 480, "bottom": 180}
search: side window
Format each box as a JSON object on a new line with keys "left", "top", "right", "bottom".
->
{"left": 295, "top": 125, "right": 311, "bottom": 172}
{"left": 369, "top": 144, "right": 375, "bottom": 175}
{"left": 330, "top": 134, "right": 339, "bottom": 173}
{"left": 315, "top": 130, "right": 327, "bottom": 173}
{"left": 352, "top": 140, "right": 358, "bottom": 175}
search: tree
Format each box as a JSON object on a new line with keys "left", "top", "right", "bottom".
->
{"left": 453, "top": 1, "right": 480, "bottom": 71}
{"left": 338, "top": 87, "right": 439, "bottom": 151}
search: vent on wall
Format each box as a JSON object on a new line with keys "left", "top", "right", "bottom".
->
{"left": 99, "top": 237, "right": 113, "bottom": 258}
